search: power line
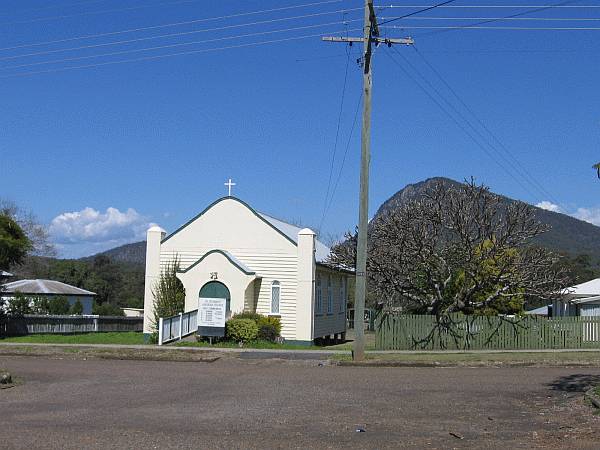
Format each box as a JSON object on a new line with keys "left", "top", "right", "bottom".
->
{"left": 0, "top": 28, "right": 358, "bottom": 79}
{"left": 322, "top": 91, "right": 363, "bottom": 228}
{"left": 378, "top": 0, "right": 457, "bottom": 26}
{"left": 385, "top": 47, "right": 541, "bottom": 200}
{"left": 411, "top": 45, "right": 563, "bottom": 207}
{"left": 410, "top": 0, "right": 585, "bottom": 36}
{"left": 379, "top": 16, "right": 600, "bottom": 22}
{"left": 0, "top": 0, "right": 205, "bottom": 27}
{"left": 0, "top": 1, "right": 351, "bottom": 53}
{"left": 382, "top": 25, "right": 600, "bottom": 30}
{"left": 0, "top": 8, "right": 364, "bottom": 62}
{"left": 1, "top": 22, "right": 363, "bottom": 71}
{"left": 376, "top": 4, "right": 600, "bottom": 9}
{"left": 319, "top": 46, "right": 352, "bottom": 234}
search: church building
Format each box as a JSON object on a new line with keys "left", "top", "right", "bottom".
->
{"left": 143, "top": 195, "right": 351, "bottom": 344}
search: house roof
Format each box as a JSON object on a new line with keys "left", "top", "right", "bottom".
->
{"left": 258, "top": 213, "right": 331, "bottom": 263}
{"left": 162, "top": 196, "right": 332, "bottom": 263}
{"left": 571, "top": 295, "right": 600, "bottom": 305}
{"left": 1, "top": 279, "right": 96, "bottom": 296}
{"left": 525, "top": 305, "right": 549, "bottom": 315}
{"left": 567, "top": 278, "right": 600, "bottom": 297}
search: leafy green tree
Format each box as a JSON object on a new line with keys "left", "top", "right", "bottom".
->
{"left": 70, "top": 299, "right": 84, "bottom": 315}
{"left": 7, "top": 292, "right": 32, "bottom": 316}
{"left": 48, "top": 296, "right": 70, "bottom": 315}
{"left": 151, "top": 256, "right": 185, "bottom": 331}
{"left": 32, "top": 296, "right": 51, "bottom": 314}
{"left": 92, "top": 302, "right": 124, "bottom": 316}
{"left": 0, "top": 213, "right": 31, "bottom": 271}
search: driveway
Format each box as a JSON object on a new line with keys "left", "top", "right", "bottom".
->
{"left": 1, "top": 356, "right": 599, "bottom": 449}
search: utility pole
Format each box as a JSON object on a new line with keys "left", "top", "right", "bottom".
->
{"left": 323, "top": 1, "right": 413, "bottom": 361}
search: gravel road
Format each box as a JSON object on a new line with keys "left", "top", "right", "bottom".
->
{"left": 1, "top": 356, "right": 599, "bottom": 449}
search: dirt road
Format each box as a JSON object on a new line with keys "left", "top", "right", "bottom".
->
{"left": 1, "top": 356, "right": 599, "bottom": 449}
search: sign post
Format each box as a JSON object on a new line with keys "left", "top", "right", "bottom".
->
{"left": 198, "top": 297, "right": 227, "bottom": 338}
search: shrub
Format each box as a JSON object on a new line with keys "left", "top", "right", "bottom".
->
{"left": 257, "top": 315, "right": 281, "bottom": 335}
{"left": 232, "top": 311, "right": 263, "bottom": 322}
{"left": 93, "top": 302, "right": 124, "bottom": 316}
{"left": 226, "top": 318, "right": 258, "bottom": 342}
{"left": 48, "top": 296, "right": 70, "bottom": 315}
{"left": 7, "top": 292, "right": 32, "bottom": 316}
{"left": 257, "top": 323, "right": 278, "bottom": 342}
{"left": 70, "top": 299, "right": 84, "bottom": 315}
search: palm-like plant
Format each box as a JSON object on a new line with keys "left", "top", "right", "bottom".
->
{"left": 594, "top": 163, "right": 600, "bottom": 179}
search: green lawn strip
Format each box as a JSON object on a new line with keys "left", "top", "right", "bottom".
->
{"left": 333, "top": 351, "right": 600, "bottom": 366}
{"left": 174, "top": 340, "right": 322, "bottom": 350}
{"left": 0, "top": 332, "right": 145, "bottom": 345}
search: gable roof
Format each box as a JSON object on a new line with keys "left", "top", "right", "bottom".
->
{"left": 1, "top": 279, "right": 96, "bottom": 296}
{"left": 162, "top": 196, "right": 332, "bottom": 262}
{"left": 178, "top": 249, "right": 257, "bottom": 276}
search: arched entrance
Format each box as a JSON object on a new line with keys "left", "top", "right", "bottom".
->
{"left": 199, "top": 281, "right": 231, "bottom": 315}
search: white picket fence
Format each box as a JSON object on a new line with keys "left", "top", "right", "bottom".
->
{"left": 158, "top": 310, "right": 198, "bottom": 345}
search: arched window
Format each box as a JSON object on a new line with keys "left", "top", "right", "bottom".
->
{"left": 271, "top": 281, "right": 281, "bottom": 315}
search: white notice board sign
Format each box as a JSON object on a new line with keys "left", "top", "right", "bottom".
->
{"left": 198, "top": 297, "right": 226, "bottom": 331}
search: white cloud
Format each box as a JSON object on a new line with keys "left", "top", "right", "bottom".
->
{"left": 573, "top": 207, "right": 600, "bottom": 227}
{"left": 536, "top": 201, "right": 562, "bottom": 213}
{"left": 49, "top": 207, "right": 156, "bottom": 258}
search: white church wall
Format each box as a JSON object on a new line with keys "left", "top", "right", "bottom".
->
{"left": 158, "top": 198, "right": 301, "bottom": 340}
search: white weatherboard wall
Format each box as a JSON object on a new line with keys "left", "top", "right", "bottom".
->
{"left": 313, "top": 266, "right": 348, "bottom": 339}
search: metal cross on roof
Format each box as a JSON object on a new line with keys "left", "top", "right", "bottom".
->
{"left": 225, "top": 178, "right": 236, "bottom": 196}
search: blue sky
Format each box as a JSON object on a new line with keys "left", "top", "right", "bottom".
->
{"left": 1, "top": 0, "right": 599, "bottom": 258}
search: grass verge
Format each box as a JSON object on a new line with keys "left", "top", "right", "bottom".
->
{"left": 334, "top": 351, "right": 600, "bottom": 367}
{"left": 174, "top": 340, "right": 322, "bottom": 350}
{"left": 0, "top": 332, "right": 145, "bottom": 345}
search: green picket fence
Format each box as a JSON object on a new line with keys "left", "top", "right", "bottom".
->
{"left": 375, "top": 314, "right": 600, "bottom": 350}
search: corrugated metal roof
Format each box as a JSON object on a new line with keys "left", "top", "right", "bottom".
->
{"left": 258, "top": 213, "right": 331, "bottom": 262}
{"left": 525, "top": 305, "right": 549, "bottom": 315}
{"left": 567, "top": 278, "right": 600, "bottom": 297}
{"left": 1, "top": 279, "right": 96, "bottom": 296}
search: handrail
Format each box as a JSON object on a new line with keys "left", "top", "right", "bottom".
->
{"left": 158, "top": 309, "right": 198, "bottom": 345}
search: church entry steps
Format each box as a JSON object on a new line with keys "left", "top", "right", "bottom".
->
{"left": 158, "top": 310, "right": 198, "bottom": 345}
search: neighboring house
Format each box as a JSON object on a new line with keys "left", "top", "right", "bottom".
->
{"left": 553, "top": 278, "right": 600, "bottom": 317}
{"left": 121, "top": 307, "right": 144, "bottom": 318}
{"left": 1, "top": 279, "right": 96, "bottom": 315}
{"left": 143, "top": 196, "right": 351, "bottom": 344}
{"left": 525, "top": 305, "right": 550, "bottom": 316}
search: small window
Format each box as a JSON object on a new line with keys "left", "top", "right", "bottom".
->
{"left": 271, "top": 281, "right": 280, "bottom": 314}
{"left": 316, "top": 276, "right": 322, "bottom": 314}
{"left": 327, "top": 276, "right": 333, "bottom": 314}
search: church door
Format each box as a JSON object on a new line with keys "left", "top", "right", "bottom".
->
{"left": 199, "top": 281, "right": 231, "bottom": 316}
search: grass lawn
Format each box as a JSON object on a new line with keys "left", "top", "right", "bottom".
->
{"left": 0, "top": 332, "right": 146, "bottom": 345}
{"left": 174, "top": 340, "right": 322, "bottom": 350}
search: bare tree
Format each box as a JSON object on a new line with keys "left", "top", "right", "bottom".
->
{"left": 329, "top": 179, "right": 568, "bottom": 322}
{"left": 0, "top": 199, "right": 55, "bottom": 257}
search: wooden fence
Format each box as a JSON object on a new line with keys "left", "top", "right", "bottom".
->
{"left": 376, "top": 314, "right": 600, "bottom": 350}
{"left": 0, "top": 315, "right": 143, "bottom": 337}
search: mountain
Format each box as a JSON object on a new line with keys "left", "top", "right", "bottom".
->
{"left": 375, "top": 177, "right": 600, "bottom": 259}
{"left": 86, "top": 241, "right": 146, "bottom": 266}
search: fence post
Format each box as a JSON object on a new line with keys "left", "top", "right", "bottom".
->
{"left": 94, "top": 317, "right": 98, "bottom": 332}
{"left": 179, "top": 312, "right": 183, "bottom": 340}
{"left": 158, "top": 317, "right": 164, "bottom": 346}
